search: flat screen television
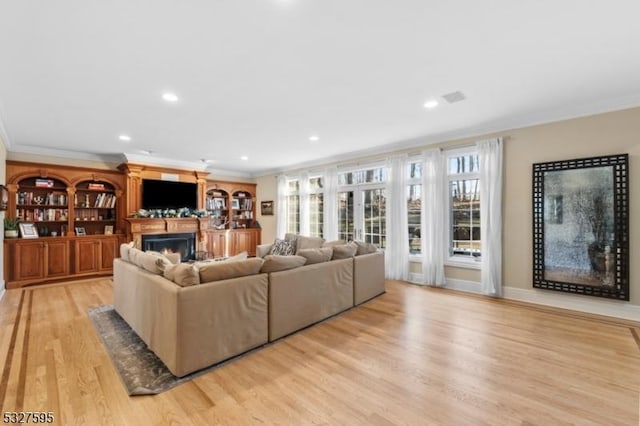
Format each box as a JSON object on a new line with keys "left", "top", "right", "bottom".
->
{"left": 142, "top": 179, "right": 198, "bottom": 210}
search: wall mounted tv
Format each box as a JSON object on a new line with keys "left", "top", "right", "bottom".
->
{"left": 142, "top": 179, "right": 198, "bottom": 210}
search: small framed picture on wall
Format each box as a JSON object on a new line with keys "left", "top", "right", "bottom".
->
{"left": 261, "top": 200, "right": 274, "bottom": 216}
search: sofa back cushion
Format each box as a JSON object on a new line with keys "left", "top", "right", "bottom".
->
{"left": 119, "top": 242, "right": 135, "bottom": 262}
{"left": 294, "top": 235, "right": 325, "bottom": 253}
{"left": 331, "top": 242, "right": 358, "bottom": 259}
{"left": 353, "top": 240, "right": 378, "bottom": 255}
{"left": 297, "top": 247, "right": 333, "bottom": 265}
{"left": 162, "top": 263, "right": 200, "bottom": 287}
{"left": 261, "top": 255, "right": 307, "bottom": 273}
{"left": 199, "top": 258, "right": 264, "bottom": 283}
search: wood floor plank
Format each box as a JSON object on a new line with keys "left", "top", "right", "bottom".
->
{"left": 0, "top": 278, "right": 638, "bottom": 425}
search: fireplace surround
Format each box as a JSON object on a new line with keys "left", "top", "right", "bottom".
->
{"left": 142, "top": 232, "right": 196, "bottom": 262}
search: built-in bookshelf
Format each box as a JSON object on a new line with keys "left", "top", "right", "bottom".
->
{"left": 73, "top": 181, "right": 117, "bottom": 235}
{"left": 15, "top": 177, "right": 69, "bottom": 236}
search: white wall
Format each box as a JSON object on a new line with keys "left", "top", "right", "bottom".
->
{"left": 0, "top": 135, "right": 7, "bottom": 295}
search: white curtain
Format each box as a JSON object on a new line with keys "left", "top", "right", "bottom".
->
{"left": 323, "top": 166, "right": 339, "bottom": 241}
{"left": 386, "top": 155, "right": 409, "bottom": 280}
{"left": 477, "top": 137, "right": 503, "bottom": 296}
{"left": 422, "top": 148, "right": 446, "bottom": 286}
{"left": 299, "top": 171, "right": 310, "bottom": 236}
{"left": 275, "top": 175, "right": 288, "bottom": 239}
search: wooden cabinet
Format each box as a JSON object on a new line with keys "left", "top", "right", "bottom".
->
{"left": 230, "top": 229, "right": 261, "bottom": 257}
{"left": 6, "top": 239, "right": 70, "bottom": 287}
{"left": 74, "top": 236, "right": 119, "bottom": 274}
{"left": 204, "top": 181, "right": 261, "bottom": 257}
{"left": 4, "top": 161, "right": 126, "bottom": 288}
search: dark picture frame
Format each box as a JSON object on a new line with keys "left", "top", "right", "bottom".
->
{"left": 532, "top": 154, "right": 629, "bottom": 300}
{"left": 261, "top": 200, "right": 274, "bottom": 216}
{"left": 75, "top": 227, "right": 87, "bottom": 236}
{"left": 0, "top": 185, "right": 8, "bottom": 210}
{"left": 19, "top": 222, "right": 39, "bottom": 239}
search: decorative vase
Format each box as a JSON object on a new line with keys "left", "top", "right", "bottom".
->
{"left": 5, "top": 230, "right": 19, "bottom": 238}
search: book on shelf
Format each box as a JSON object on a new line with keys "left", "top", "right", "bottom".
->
{"left": 35, "top": 179, "right": 54, "bottom": 188}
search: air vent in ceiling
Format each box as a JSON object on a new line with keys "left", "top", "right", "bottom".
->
{"left": 442, "top": 91, "right": 466, "bottom": 103}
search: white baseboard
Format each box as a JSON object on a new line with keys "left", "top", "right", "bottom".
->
{"left": 0, "top": 279, "right": 5, "bottom": 302}
{"left": 503, "top": 286, "right": 640, "bottom": 322}
{"left": 403, "top": 274, "right": 639, "bottom": 321}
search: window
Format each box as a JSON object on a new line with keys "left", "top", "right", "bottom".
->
{"left": 286, "top": 179, "right": 300, "bottom": 235}
{"left": 447, "top": 150, "right": 480, "bottom": 260}
{"left": 308, "top": 176, "right": 324, "bottom": 238}
{"left": 407, "top": 161, "right": 422, "bottom": 254}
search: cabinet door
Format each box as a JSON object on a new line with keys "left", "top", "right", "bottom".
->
{"left": 231, "top": 230, "right": 258, "bottom": 256}
{"left": 45, "top": 240, "right": 70, "bottom": 278}
{"left": 75, "top": 239, "right": 100, "bottom": 274}
{"left": 14, "top": 241, "right": 45, "bottom": 281}
{"left": 207, "top": 231, "right": 227, "bottom": 258}
{"left": 99, "top": 237, "right": 118, "bottom": 271}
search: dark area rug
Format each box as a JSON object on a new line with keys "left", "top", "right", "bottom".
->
{"left": 88, "top": 305, "right": 217, "bottom": 395}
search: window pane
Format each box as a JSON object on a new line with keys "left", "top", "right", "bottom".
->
{"left": 450, "top": 178, "right": 480, "bottom": 257}
{"left": 287, "top": 180, "right": 300, "bottom": 193}
{"left": 286, "top": 195, "right": 300, "bottom": 234}
{"left": 363, "top": 188, "right": 386, "bottom": 249}
{"left": 407, "top": 184, "right": 422, "bottom": 254}
{"left": 309, "top": 177, "right": 323, "bottom": 191}
{"left": 407, "top": 162, "right": 422, "bottom": 179}
{"left": 338, "top": 191, "right": 354, "bottom": 241}
{"left": 309, "top": 193, "right": 324, "bottom": 238}
{"left": 449, "top": 154, "right": 480, "bottom": 175}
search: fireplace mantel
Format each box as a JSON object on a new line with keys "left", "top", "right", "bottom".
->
{"left": 126, "top": 217, "right": 207, "bottom": 249}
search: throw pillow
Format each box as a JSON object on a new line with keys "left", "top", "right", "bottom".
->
{"left": 353, "top": 240, "right": 378, "bottom": 255}
{"left": 128, "top": 247, "right": 144, "bottom": 266}
{"left": 198, "top": 258, "right": 264, "bottom": 283}
{"left": 269, "top": 238, "right": 296, "bottom": 256}
{"left": 331, "top": 242, "right": 358, "bottom": 259}
{"left": 163, "top": 263, "right": 200, "bottom": 287}
{"left": 297, "top": 247, "right": 333, "bottom": 265}
{"left": 295, "top": 235, "right": 325, "bottom": 253}
{"left": 226, "top": 251, "right": 249, "bottom": 262}
{"left": 136, "top": 252, "right": 165, "bottom": 274}
{"left": 260, "top": 255, "right": 307, "bottom": 273}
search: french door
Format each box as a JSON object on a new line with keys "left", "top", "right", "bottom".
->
{"left": 338, "top": 185, "right": 387, "bottom": 248}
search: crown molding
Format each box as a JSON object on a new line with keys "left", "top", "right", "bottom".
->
{"left": 120, "top": 153, "right": 209, "bottom": 172}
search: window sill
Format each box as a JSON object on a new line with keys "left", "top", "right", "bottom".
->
{"left": 445, "top": 258, "right": 482, "bottom": 270}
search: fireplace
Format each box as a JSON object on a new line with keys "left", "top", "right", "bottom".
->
{"left": 142, "top": 233, "right": 196, "bottom": 262}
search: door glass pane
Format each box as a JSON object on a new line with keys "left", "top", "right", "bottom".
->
{"left": 362, "top": 188, "right": 386, "bottom": 248}
{"left": 287, "top": 195, "right": 300, "bottom": 235}
{"left": 407, "top": 184, "right": 421, "bottom": 254}
{"left": 338, "top": 191, "right": 354, "bottom": 241}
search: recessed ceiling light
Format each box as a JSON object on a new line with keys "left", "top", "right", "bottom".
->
{"left": 240, "top": 156, "right": 249, "bottom": 161}
{"left": 162, "top": 92, "right": 179, "bottom": 102}
{"left": 309, "top": 135, "right": 320, "bottom": 142}
{"left": 119, "top": 135, "right": 131, "bottom": 142}
{"left": 423, "top": 100, "right": 439, "bottom": 109}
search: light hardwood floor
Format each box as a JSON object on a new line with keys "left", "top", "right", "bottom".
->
{"left": 1, "top": 278, "right": 639, "bottom": 425}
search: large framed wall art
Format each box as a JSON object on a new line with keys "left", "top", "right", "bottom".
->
{"left": 532, "top": 154, "right": 629, "bottom": 300}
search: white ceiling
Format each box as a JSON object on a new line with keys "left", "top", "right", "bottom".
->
{"left": 1, "top": 1, "right": 640, "bottom": 177}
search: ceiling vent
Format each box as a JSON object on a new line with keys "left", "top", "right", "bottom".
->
{"left": 442, "top": 91, "right": 466, "bottom": 103}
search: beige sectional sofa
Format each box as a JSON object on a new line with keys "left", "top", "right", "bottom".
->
{"left": 113, "top": 237, "right": 385, "bottom": 377}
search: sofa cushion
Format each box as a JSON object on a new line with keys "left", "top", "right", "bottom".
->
{"left": 146, "top": 250, "right": 181, "bottom": 265}
{"left": 227, "top": 251, "right": 249, "bottom": 261}
{"left": 322, "top": 239, "right": 346, "bottom": 248}
{"left": 331, "top": 242, "right": 358, "bottom": 259}
{"left": 260, "top": 255, "right": 307, "bottom": 273}
{"left": 134, "top": 251, "right": 166, "bottom": 274}
{"left": 199, "top": 258, "right": 264, "bottom": 283}
{"left": 128, "top": 247, "right": 144, "bottom": 266}
{"left": 269, "top": 238, "right": 296, "bottom": 256}
{"left": 119, "top": 242, "right": 135, "bottom": 262}
{"left": 297, "top": 247, "right": 333, "bottom": 265}
{"left": 163, "top": 263, "right": 200, "bottom": 287}
{"left": 353, "top": 240, "right": 378, "bottom": 255}
{"left": 295, "top": 235, "right": 325, "bottom": 253}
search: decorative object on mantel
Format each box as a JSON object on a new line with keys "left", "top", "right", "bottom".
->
{"left": 532, "top": 154, "right": 629, "bottom": 300}
{"left": 129, "top": 208, "right": 209, "bottom": 219}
